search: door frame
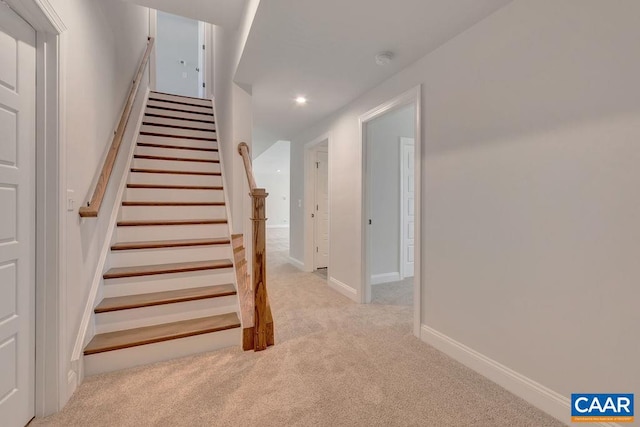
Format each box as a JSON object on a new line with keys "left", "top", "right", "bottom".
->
{"left": 5, "top": 0, "right": 66, "bottom": 416}
{"left": 197, "top": 21, "right": 206, "bottom": 98}
{"left": 303, "top": 133, "right": 331, "bottom": 273}
{"left": 313, "top": 147, "right": 328, "bottom": 269}
{"left": 359, "top": 85, "right": 422, "bottom": 337}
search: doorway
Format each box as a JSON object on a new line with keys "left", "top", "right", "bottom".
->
{"left": 361, "top": 86, "right": 422, "bottom": 336}
{"left": 0, "top": 5, "right": 36, "bottom": 426}
{"left": 155, "top": 11, "right": 206, "bottom": 98}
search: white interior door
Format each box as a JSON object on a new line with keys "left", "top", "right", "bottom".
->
{"left": 156, "top": 11, "right": 201, "bottom": 97}
{"left": 314, "top": 150, "right": 329, "bottom": 269}
{"left": 0, "top": 5, "right": 36, "bottom": 426}
{"left": 401, "top": 137, "right": 415, "bottom": 278}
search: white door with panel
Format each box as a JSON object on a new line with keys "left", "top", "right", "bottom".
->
{"left": 314, "top": 150, "right": 329, "bottom": 269}
{"left": 0, "top": 5, "right": 36, "bottom": 427}
{"left": 401, "top": 138, "right": 415, "bottom": 278}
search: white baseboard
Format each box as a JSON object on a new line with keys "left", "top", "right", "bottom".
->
{"left": 288, "top": 256, "right": 305, "bottom": 270}
{"left": 267, "top": 224, "right": 290, "bottom": 229}
{"left": 420, "top": 325, "right": 618, "bottom": 427}
{"left": 328, "top": 277, "right": 359, "bottom": 302}
{"left": 371, "top": 272, "right": 401, "bottom": 285}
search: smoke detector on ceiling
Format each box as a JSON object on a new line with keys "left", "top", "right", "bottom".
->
{"left": 375, "top": 51, "right": 394, "bottom": 66}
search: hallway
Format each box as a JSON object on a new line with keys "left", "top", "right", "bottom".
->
{"left": 33, "top": 229, "right": 562, "bottom": 426}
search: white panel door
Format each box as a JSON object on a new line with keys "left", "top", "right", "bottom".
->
{"left": 314, "top": 150, "right": 329, "bottom": 269}
{"left": 401, "top": 138, "right": 415, "bottom": 278}
{"left": 0, "top": 5, "right": 36, "bottom": 427}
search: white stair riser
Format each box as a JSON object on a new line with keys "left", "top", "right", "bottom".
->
{"left": 119, "top": 205, "right": 226, "bottom": 221}
{"left": 132, "top": 158, "right": 221, "bottom": 174}
{"left": 125, "top": 187, "right": 225, "bottom": 203}
{"left": 110, "top": 245, "right": 232, "bottom": 268}
{"left": 83, "top": 327, "right": 240, "bottom": 376}
{"left": 128, "top": 172, "right": 223, "bottom": 187}
{"left": 95, "top": 296, "right": 238, "bottom": 333}
{"left": 146, "top": 99, "right": 212, "bottom": 115}
{"left": 145, "top": 107, "right": 215, "bottom": 123}
{"left": 103, "top": 269, "right": 235, "bottom": 297}
{"left": 149, "top": 92, "right": 212, "bottom": 107}
{"left": 140, "top": 125, "right": 216, "bottom": 141}
{"left": 143, "top": 115, "right": 215, "bottom": 131}
{"left": 138, "top": 133, "right": 217, "bottom": 150}
{"left": 116, "top": 223, "right": 229, "bottom": 242}
{"left": 135, "top": 145, "right": 219, "bottom": 161}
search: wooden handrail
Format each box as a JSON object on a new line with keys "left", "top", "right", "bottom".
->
{"left": 237, "top": 142, "right": 257, "bottom": 190}
{"left": 237, "top": 142, "right": 273, "bottom": 351}
{"left": 79, "top": 37, "right": 155, "bottom": 217}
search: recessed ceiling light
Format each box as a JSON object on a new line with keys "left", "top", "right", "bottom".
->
{"left": 277, "top": 169, "right": 281, "bottom": 173}
{"left": 295, "top": 96, "right": 307, "bottom": 105}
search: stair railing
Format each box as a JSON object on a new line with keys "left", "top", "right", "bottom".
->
{"left": 79, "top": 37, "right": 155, "bottom": 217}
{"left": 237, "top": 142, "right": 272, "bottom": 351}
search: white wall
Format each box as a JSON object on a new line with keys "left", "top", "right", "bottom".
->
{"left": 211, "top": 0, "right": 259, "bottom": 236}
{"left": 290, "top": 0, "right": 640, "bottom": 416}
{"left": 156, "top": 11, "right": 199, "bottom": 97}
{"left": 253, "top": 171, "right": 289, "bottom": 227}
{"left": 49, "top": 0, "right": 149, "bottom": 399}
{"left": 367, "top": 104, "right": 414, "bottom": 278}
{"left": 254, "top": 140, "right": 290, "bottom": 228}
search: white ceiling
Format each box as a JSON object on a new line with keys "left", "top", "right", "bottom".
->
{"left": 237, "top": 0, "right": 513, "bottom": 151}
{"left": 121, "top": 0, "right": 248, "bottom": 29}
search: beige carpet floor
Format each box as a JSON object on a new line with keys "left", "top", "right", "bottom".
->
{"left": 32, "top": 228, "right": 565, "bottom": 426}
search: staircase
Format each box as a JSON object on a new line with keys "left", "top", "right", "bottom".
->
{"left": 83, "top": 91, "right": 241, "bottom": 375}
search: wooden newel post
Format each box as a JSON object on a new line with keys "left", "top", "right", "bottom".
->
{"left": 251, "top": 188, "right": 269, "bottom": 351}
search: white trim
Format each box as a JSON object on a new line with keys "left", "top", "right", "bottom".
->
{"left": 288, "top": 256, "right": 305, "bottom": 270}
{"left": 328, "top": 277, "right": 358, "bottom": 302}
{"left": 8, "top": 0, "right": 68, "bottom": 416}
{"left": 359, "top": 85, "right": 422, "bottom": 337}
{"left": 419, "top": 325, "right": 617, "bottom": 427}
{"left": 303, "top": 133, "right": 331, "bottom": 273}
{"left": 5, "top": 0, "right": 66, "bottom": 34}
{"left": 267, "top": 224, "right": 290, "bottom": 229}
{"left": 370, "top": 272, "right": 401, "bottom": 285}
{"left": 197, "top": 21, "right": 206, "bottom": 98}
{"left": 70, "top": 87, "right": 150, "bottom": 370}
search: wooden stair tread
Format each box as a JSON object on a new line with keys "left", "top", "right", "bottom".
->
{"left": 145, "top": 112, "right": 214, "bottom": 124}
{"left": 122, "top": 201, "right": 225, "bottom": 206}
{"left": 111, "top": 237, "right": 230, "bottom": 251}
{"left": 150, "top": 90, "right": 212, "bottom": 102}
{"left": 117, "top": 219, "right": 227, "bottom": 227}
{"left": 94, "top": 284, "right": 237, "bottom": 313}
{"left": 134, "top": 154, "right": 219, "bottom": 164}
{"left": 84, "top": 312, "right": 240, "bottom": 355}
{"left": 142, "top": 104, "right": 214, "bottom": 116}
{"left": 142, "top": 121, "right": 215, "bottom": 132}
{"left": 147, "top": 97, "right": 212, "bottom": 108}
{"left": 127, "top": 184, "right": 223, "bottom": 190}
{"left": 130, "top": 168, "right": 221, "bottom": 176}
{"left": 103, "top": 259, "right": 233, "bottom": 279}
{"left": 137, "top": 142, "right": 218, "bottom": 152}
{"left": 140, "top": 131, "right": 216, "bottom": 142}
